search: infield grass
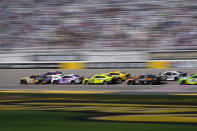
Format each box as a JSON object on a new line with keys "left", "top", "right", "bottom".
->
{"left": 0, "top": 93, "right": 197, "bottom": 131}
{"left": 0, "top": 111, "right": 197, "bottom": 131}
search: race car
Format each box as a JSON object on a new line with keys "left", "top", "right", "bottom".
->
{"left": 42, "top": 71, "right": 63, "bottom": 84}
{"left": 52, "top": 74, "right": 84, "bottom": 84}
{"left": 83, "top": 74, "right": 118, "bottom": 85}
{"left": 158, "top": 71, "right": 187, "bottom": 81}
{"left": 107, "top": 71, "right": 130, "bottom": 80}
{"left": 178, "top": 73, "right": 197, "bottom": 85}
{"left": 20, "top": 74, "right": 51, "bottom": 84}
{"left": 126, "top": 74, "right": 162, "bottom": 85}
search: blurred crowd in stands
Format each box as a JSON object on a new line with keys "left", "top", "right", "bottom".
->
{"left": 0, "top": 0, "right": 197, "bottom": 51}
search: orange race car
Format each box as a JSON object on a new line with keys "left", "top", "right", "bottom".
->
{"left": 126, "top": 74, "right": 162, "bottom": 85}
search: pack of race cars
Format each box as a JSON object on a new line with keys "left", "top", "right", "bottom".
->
{"left": 20, "top": 70, "right": 196, "bottom": 85}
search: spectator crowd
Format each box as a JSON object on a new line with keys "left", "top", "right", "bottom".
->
{"left": 0, "top": 0, "right": 197, "bottom": 51}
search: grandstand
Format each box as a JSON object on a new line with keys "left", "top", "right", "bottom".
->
{"left": 0, "top": 0, "right": 197, "bottom": 52}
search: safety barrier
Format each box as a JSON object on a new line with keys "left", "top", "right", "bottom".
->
{"left": 1, "top": 61, "right": 197, "bottom": 69}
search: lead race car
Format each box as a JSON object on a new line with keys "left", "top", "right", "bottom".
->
{"left": 178, "top": 73, "right": 197, "bottom": 85}
{"left": 52, "top": 74, "right": 84, "bottom": 84}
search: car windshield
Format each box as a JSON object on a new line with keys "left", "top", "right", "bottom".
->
{"left": 45, "top": 73, "right": 52, "bottom": 75}
{"left": 73, "top": 74, "right": 79, "bottom": 77}
{"left": 30, "top": 76, "right": 36, "bottom": 79}
{"left": 106, "top": 74, "right": 111, "bottom": 77}
{"left": 63, "top": 76, "right": 72, "bottom": 78}
{"left": 147, "top": 75, "right": 155, "bottom": 78}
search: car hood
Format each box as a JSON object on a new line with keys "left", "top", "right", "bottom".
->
{"left": 179, "top": 76, "right": 190, "bottom": 81}
{"left": 21, "top": 77, "right": 29, "bottom": 80}
{"left": 84, "top": 78, "right": 91, "bottom": 80}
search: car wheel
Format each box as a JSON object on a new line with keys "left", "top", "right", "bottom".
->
{"left": 116, "top": 78, "right": 122, "bottom": 84}
{"left": 103, "top": 81, "right": 108, "bottom": 85}
{"left": 37, "top": 80, "right": 42, "bottom": 84}
{"left": 70, "top": 80, "right": 76, "bottom": 85}
{"left": 84, "top": 81, "right": 89, "bottom": 85}
{"left": 20, "top": 80, "right": 25, "bottom": 84}
{"left": 180, "top": 81, "right": 185, "bottom": 85}
{"left": 148, "top": 81, "right": 153, "bottom": 85}
{"left": 127, "top": 81, "right": 134, "bottom": 85}
{"left": 143, "top": 81, "right": 148, "bottom": 85}
{"left": 174, "top": 77, "right": 178, "bottom": 81}
{"left": 53, "top": 80, "right": 58, "bottom": 84}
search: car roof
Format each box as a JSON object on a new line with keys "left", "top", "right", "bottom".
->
{"left": 109, "top": 71, "right": 121, "bottom": 73}
{"left": 46, "top": 71, "right": 62, "bottom": 73}
{"left": 165, "top": 71, "right": 178, "bottom": 72}
{"left": 94, "top": 74, "right": 108, "bottom": 76}
{"left": 67, "top": 74, "right": 75, "bottom": 76}
{"left": 65, "top": 74, "right": 79, "bottom": 76}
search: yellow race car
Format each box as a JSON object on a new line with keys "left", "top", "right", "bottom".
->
{"left": 83, "top": 74, "right": 119, "bottom": 85}
{"left": 107, "top": 71, "right": 130, "bottom": 81}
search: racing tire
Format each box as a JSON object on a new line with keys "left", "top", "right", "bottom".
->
{"left": 37, "top": 80, "right": 42, "bottom": 84}
{"left": 141, "top": 81, "right": 147, "bottom": 85}
{"left": 147, "top": 81, "right": 153, "bottom": 85}
{"left": 142, "top": 81, "right": 148, "bottom": 85}
{"left": 116, "top": 78, "right": 122, "bottom": 84}
{"left": 20, "top": 80, "right": 24, "bottom": 84}
{"left": 127, "top": 81, "right": 134, "bottom": 85}
{"left": 180, "top": 81, "right": 186, "bottom": 85}
{"left": 174, "top": 77, "right": 178, "bottom": 81}
{"left": 70, "top": 80, "right": 76, "bottom": 85}
{"left": 20, "top": 80, "right": 27, "bottom": 84}
{"left": 52, "top": 80, "right": 58, "bottom": 84}
{"left": 84, "top": 81, "right": 89, "bottom": 85}
{"left": 102, "top": 81, "right": 108, "bottom": 85}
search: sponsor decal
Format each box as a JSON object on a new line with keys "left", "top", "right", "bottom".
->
{"left": 148, "top": 61, "right": 171, "bottom": 68}
{"left": 59, "top": 62, "right": 86, "bottom": 69}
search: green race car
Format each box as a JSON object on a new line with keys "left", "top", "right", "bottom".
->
{"left": 178, "top": 74, "right": 197, "bottom": 85}
{"left": 83, "top": 74, "right": 119, "bottom": 85}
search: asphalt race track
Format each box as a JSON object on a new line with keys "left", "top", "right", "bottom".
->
{"left": 0, "top": 68, "right": 197, "bottom": 95}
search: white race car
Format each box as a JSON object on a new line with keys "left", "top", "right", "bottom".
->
{"left": 42, "top": 71, "right": 63, "bottom": 84}
{"left": 158, "top": 71, "right": 187, "bottom": 81}
{"left": 51, "top": 74, "right": 84, "bottom": 84}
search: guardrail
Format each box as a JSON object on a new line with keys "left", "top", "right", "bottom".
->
{"left": 1, "top": 60, "right": 196, "bottom": 69}
{"left": 0, "top": 62, "right": 147, "bottom": 69}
